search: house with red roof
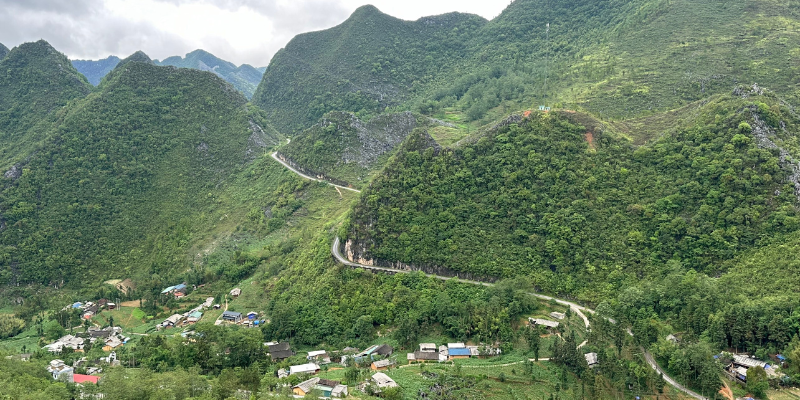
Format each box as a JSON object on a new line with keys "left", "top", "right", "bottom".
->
{"left": 72, "top": 374, "right": 100, "bottom": 385}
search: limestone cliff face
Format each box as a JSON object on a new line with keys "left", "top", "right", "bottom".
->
{"left": 343, "top": 238, "right": 497, "bottom": 283}
{"left": 276, "top": 111, "right": 422, "bottom": 188}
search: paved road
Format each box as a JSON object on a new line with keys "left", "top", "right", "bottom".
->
{"left": 644, "top": 350, "right": 706, "bottom": 400}
{"left": 273, "top": 153, "right": 705, "bottom": 400}
{"left": 271, "top": 152, "right": 361, "bottom": 193}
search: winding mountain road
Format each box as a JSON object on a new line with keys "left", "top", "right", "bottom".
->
{"left": 273, "top": 153, "right": 706, "bottom": 400}
{"left": 271, "top": 152, "right": 361, "bottom": 193}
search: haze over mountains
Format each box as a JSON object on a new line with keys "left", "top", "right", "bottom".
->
{"left": 71, "top": 49, "right": 265, "bottom": 98}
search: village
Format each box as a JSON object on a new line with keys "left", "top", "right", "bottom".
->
{"left": 32, "top": 282, "right": 594, "bottom": 396}
{"left": 30, "top": 280, "right": 791, "bottom": 400}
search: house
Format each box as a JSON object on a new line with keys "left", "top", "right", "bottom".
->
{"left": 277, "top": 368, "right": 289, "bottom": 379}
{"left": 584, "top": 352, "right": 599, "bottom": 368}
{"left": 289, "top": 363, "right": 320, "bottom": 375}
{"left": 550, "top": 312, "right": 566, "bottom": 320}
{"left": 83, "top": 304, "right": 98, "bottom": 319}
{"left": 316, "top": 379, "right": 346, "bottom": 398}
{"left": 448, "top": 343, "right": 465, "bottom": 349}
{"left": 733, "top": 366, "right": 748, "bottom": 381}
{"left": 186, "top": 311, "right": 203, "bottom": 324}
{"left": 469, "top": 345, "right": 502, "bottom": 358}
{"left": 174, "top": 287, "right": 187, "bottom": 298}
{"left": 293, "top": 378, "right": 347, "bottom": 398}
{"left": 411, "top": 351, "right": 441, "bottom": 362}
{"left": 419, "top": 343, "right": 437, "bottom": 353}
{"left": 45, "top": 335, "right": 85, "bottom": 353}
{"left": 330, "top": 384, "right": 348, "bottom": 398}
{"left": 97, "top": 299, "right": 108, "bottom": 306}
{"left": 271, "top": 350, "right": 295, "bottom": 361}
{"left": 202, "top": 297, "right": 214, "bottom": 308}
{"left": 268, "top": 343, "right": 295, "bottom": 361}
{"left": 246, "top": 311, "right": 258, "bottom": 320}
{"left": 160, "top": 285, "right": 176, "bottom": 295}
{"left": 732, "top": 355, "right": 768, "bottom": 369}
{"left": 103, "top": 337, "right": 124, "bottom": 352}
{"left": 293, "top": 377, "right": 320, "bottom": 396}
{"left": 100, "top": 351, "right": 118, "bottom": 366}
{"left": 351, "top": 344, "right": 393, "bottom": 362}
{"left": 230, "top": 288, "right": 241, "bottom": 297}
{"left": 371, "top": 372, "right": 398, "bottom": 389}
{"left": 371, "top": 359, "right": 394, "bottom": 370}
{"left": 47, "top": 359, "right": 74, "bottom": 381}
{"left": 106, "top": 302, "right": 116, "bottom": 310}
{"left": 307, "top": 350, "right": 331, "bottom": 364}
{"left": 159, "top": 314, "right": 183, "bottom": 329}
{"left": 448, "top": 348, "right": 471, "bottom": 360}
{"left": 87, "top": 327, "right": 114, "bottom": 339}
{"left": 222, "top": 311, "right": 242, "bottom": 323}
{"left": 529, "top": 318, "right": 560, "bottom": 330}
{"left": 73, "top": 374, "right": 100, "bottom": 385}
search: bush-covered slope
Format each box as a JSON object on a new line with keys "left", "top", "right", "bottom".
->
{"left": 0, "top": 57, "right": 281, "bottom": 286}
{"left": 156, "top": 50, "right": 264, "bottom": 99}
{"left": 252, "top": 5, "right": 487, "bottom": 134}
{"left": 276, "top": 111, "right": 422, "bottom": 187}
{"left": 71, "top": 56, "right": 121, "bottom": 85}
{"left": 345, "top": 90, "right": 800, "bottom": 302}
{"left": 254, "top": 0, "right": 800, "bottom": 137}
{"left": 0, "top": 41, "right": 91, "bottom": 161}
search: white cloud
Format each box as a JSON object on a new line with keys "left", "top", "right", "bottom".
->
{"left": 0, "top": 0, "right": 509, "bottom": 66}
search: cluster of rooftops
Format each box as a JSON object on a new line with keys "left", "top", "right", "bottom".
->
{"left": 407, "top": 342, "right": 501, "bottom": 362}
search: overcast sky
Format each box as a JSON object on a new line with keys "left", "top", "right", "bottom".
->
{"left": 0, "top": 0, "right": 510, "bottom": 67}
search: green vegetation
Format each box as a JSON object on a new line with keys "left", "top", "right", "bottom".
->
{"left": 252, "top": 5, "right": 487, "bottom": 134}
{"left": 0, "top": 43, "right": 8, "bottom": 60}
{"left": 278, "top": 111, "right": 425, "bottom": 188}
{"left": 255, "top": 0, "right": 800, "bottom": 139}
{"left": 155, "top": 49, "right": 264, "bottom": 99}
{"left": 0, "top": 45, "right": 282, "bottom": 289}
{"left": 5, "top": 0, "right": 800, "bottom": 398}
{"left": 0, "top": 41, "right": 91, "bottom": 165}
{"left": 348, "top": 92, "right": 800, "bottom": 301}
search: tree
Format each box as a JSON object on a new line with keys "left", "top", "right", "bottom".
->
{"left": 44, "top": 320, "right": 66, "bottom": 340}
{"left": 527, "top": 325, "right": 541, "bottom": 361}
{"left": 746, "top": 366, "right": 768, "bottom": 399}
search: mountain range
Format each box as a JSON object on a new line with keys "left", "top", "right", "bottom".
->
{"left": 2, "top": 0, "right": 800, "bottom": 397}
{"left": 71, "top": 49, "right": 265, "bottom": 98}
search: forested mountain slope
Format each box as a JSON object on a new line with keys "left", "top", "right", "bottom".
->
{"left": 0, "top": 43, "right": 8, "bottom": 60}
{"left": 254, "top": 0, "right": 800, "bottom": 136}
{"left": 252, "top": 5, "right": 487, "bottom": 134}
{"left": 0, "top": 51, "right": 281, "bottom": 286}
{"left": 0, "top": 41, "right": 91, "bottom": 163}
{"left": 345, "top": 89, "right": 800, "bottom": 303}
{"left": 71, "top": 56, "right": 121, "bottom": 85}
{"left": 155, "top": 50, "right": 264, "bottom": 99}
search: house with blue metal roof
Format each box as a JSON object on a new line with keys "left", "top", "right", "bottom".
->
{"left": 448, "top": 348, "right": 471, "bottom": 360}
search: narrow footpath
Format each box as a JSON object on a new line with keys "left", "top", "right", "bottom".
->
{"left": 274, "top": 153, "right": 707, "bottom": 400}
